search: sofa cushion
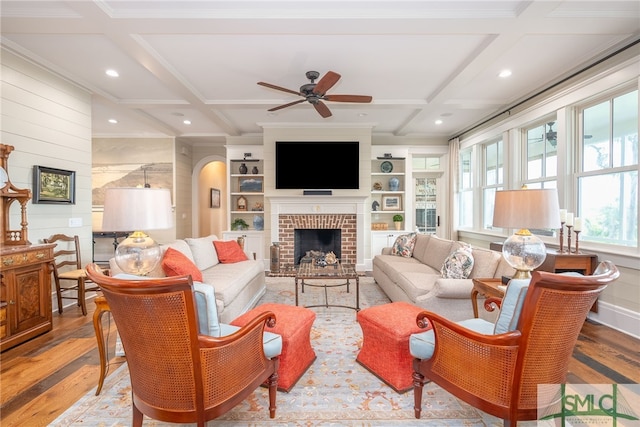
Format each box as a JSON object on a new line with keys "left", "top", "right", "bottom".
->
{"left": 213, "top": 240, "right": 249, "bottom": 263}
{"left": 200, "top": 259, "right": 264, "bottom": 307}
{"left": 395, "top": 271, "right": 441, "bottom": 301}
{"left": 418, "top": 235, "right": 456, "bottom": 270}
{"left": 185, "top": 235, "right": 220, "bottom": 270}
{"left": 161, "top": 247, "right": 204, "bottom": 281}
{"left": 391, "top": 233, "right": 417, "bottom": 257}
{"left": 410, "top": 233, "right": 431, "bottom": 262}
{"left": 467, "top": 247, "right": 502, "bottom": 279}
{"left": 441, "top": 245, "right": 474, "bottom": 279}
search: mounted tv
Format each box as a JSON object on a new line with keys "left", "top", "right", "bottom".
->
{"left": 275, "top": 141, "right": 359, "bottom": 190}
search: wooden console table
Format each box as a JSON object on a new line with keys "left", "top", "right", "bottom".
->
{"left": 471, "top": 278, "right": 505, "bottom": 318}
{"left": 490, "top": 242, "right": 599, "bottom": 311}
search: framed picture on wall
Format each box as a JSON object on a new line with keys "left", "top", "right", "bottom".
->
{"left": 382, "top": 194, "right": 402, "bottom": 211}
{"left": 210, "top": 188, "right": 221, "bottom": 208}
{"left": 33, "top": 165, "right": 76, "bottom": 204}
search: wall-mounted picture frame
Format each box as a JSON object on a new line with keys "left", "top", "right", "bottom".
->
{"left": 382, "top": 194, "right": 402, "bottom": 211}
{"left": 210, "top": 188, "right": 221, "bottom": 208}
{"left": 33, "top": 165, "right": 76, "bottom": 204}
{"left": 239, "top": 177, "right": 263, "bottom": 193}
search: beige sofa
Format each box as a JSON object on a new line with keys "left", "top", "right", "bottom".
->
{"left": 110, "top": 234, "right": 265, "bottom": 323}
{"left": 372, "top": 233, "right": 515, "bottom": 321}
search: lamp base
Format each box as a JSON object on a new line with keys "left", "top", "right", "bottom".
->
{"left": 501, "top": 229, "right": 547, "bottom": 281}
{"left": 114, "top": 231, "right": 162, "bottom": 276}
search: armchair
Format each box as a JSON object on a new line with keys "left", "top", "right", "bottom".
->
{"left": 85, "top": 264, "right": 280, "bottom": 427}
{"left": 409, "top": 261, "right": 619, "bottom": 427}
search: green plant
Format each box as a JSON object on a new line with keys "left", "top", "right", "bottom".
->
{"left": 231, "top": 218, "right": 249, "bottom": 230}
{"left": 393, "top": 214, "right": 403, "bottom": 222}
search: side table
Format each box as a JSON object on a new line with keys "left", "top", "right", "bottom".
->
{"left": 93, "top": 295, "right": 111, "bottom": 395}
{"left": 470, "top": 278, "right": 505, "bottom": 318}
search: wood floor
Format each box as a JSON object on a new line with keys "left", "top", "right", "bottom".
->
{"left": 1, "top": 300, "right": 639, "bottom": 427}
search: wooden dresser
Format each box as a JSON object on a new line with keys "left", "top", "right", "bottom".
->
{"left": 0, "top": 243, "right": 54, "bottom": 352}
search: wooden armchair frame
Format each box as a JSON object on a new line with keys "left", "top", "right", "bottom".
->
{"left": 412, "top": 261, "right": 619, "bottom": 427}
{"left": 85, "top": 264, "right": 279, "bottom": 427}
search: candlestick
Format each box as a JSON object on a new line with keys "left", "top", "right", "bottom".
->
{"left": 559, "top": 209, "right": 567, "bottom": 223}
{"left": 574, "top": 230, "right": 581, "bottom": 253}
{"left": 566, "top": 225, "right": 573, "bottom": 253}
{"left": 559, "top": 221, "right": 565, "bottom": 253}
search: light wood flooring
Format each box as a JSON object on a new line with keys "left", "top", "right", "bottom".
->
{"left": 1, "top": 299, "right": 639, "bottom": 426}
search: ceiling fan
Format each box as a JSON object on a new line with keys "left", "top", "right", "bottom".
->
{"left": 258, "top": 71, "right": 372, "bottom": 118}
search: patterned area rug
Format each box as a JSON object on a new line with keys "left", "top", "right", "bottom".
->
{"left": 51, "top": 276, "right": 507, "bottom": 426}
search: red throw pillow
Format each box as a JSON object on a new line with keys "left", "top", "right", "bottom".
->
{"left": 213, "top": 240, "right": 249, "bottom": 263}
{"left": 161, "top": 247, "right": 203, "bottom": 281}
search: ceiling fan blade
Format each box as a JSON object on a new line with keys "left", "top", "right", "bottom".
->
{"left": 313, "top": 101, "right": 332, "bottom": 118}
{"left": 313, "top": 71, "right": 341, "bottom": 96}
{"left": 324, "top": 94, "right": 373, "bottom": 103}
{"left": 268, "top": 99, "right": 306, "bottom": 112}
{"left": 258, "top": 82, "right": 301, "bottom": 96}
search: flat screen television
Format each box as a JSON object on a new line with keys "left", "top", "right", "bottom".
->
{"left": 275, "top": 141, "right": 360, "bottom": 190}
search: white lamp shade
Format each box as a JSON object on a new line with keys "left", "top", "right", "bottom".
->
{"left": 492, "top": 188, "right": 561, "bottom": 230}
{"left": 102, "top": 187, "right": 173, "bottom": 232}
{"left": 492, "top": 188, "right": 561, "bottom": 279}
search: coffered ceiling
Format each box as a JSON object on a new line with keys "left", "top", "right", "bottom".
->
{"left": 1, "top": 1, "right": 639, "bottom": 144}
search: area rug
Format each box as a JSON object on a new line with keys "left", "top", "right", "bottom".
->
{"left": 51, "top": 276, "right": 507, "bottom": 426}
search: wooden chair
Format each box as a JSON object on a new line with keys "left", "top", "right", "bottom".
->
{"left": 410, "top": 261, "right": 619, "bottom": 427}
{"left": 44, "top": 234, "right": 99, "bottom": 315}
{"left": 85, "top": 264, "right": 279, "bottom": 427}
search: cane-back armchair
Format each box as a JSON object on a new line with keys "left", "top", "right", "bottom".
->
{"left": 409, "top": 261, "right": 619, "bottom": 427}
{"left": 85, "top": 263, "right": 279, "bottom": 427}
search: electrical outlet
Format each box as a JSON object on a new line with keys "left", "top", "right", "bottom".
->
{"left": 68, "top": 217, "right": 82, "bottom": 227}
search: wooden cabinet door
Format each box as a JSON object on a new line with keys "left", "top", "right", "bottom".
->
{"left": 11, "top": 263, "right": 51, "bottom": 336}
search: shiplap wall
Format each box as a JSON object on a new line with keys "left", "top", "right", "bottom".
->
{"left": 1, "top": 48, "right": 93, "bottom": 259}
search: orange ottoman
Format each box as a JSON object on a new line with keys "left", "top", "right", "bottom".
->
{"left": 231, "top": 303, "right": 316, "bottom": 392}
{"left": 356, "top": 301, "right": 429, "bottom": 393}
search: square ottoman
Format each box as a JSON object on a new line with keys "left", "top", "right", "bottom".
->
{"left": 356, "top": 301, "right": 429, "bottom": 393}
{"left": 231, "top": 303, "right": 316, "bottom": 392}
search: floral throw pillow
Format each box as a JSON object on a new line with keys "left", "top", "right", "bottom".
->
{"left": 391, "top": 233, "right": 417, "bottom": 258}
{"left": 441, "top": 245, "right": 475, "bottom": 279}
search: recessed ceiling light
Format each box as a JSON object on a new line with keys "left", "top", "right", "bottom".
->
{"left": 435, "top": 119, "right": 443, "bottom": 125}
{"left": 267, "top": 112, "right": 277, "bottom": 117}
{"left": 183, "top": 120, "right": 191, "bottom": 125}
{"left": 105, "top": 69, "right": 119, "bottom": 78}
{"left": 108, "top": 118, "right": 118, "bottom": 124}
{"left": 499, "top": 69, "right": 512, "bottom": 78}
{"left": 358, "top": 113, "right": 368, "bottom": 117}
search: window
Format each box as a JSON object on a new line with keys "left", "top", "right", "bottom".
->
{"left": 482, "top": 139, "right": 503, "bottom": 229}
{"left": 525, "top": 120, "right": 557, "bottom": 188}
{"left": 578, "top": 89, "right": 638, "bottom": 247}
{"left": 458, "top": 149, "right": 473, "bottom": 228}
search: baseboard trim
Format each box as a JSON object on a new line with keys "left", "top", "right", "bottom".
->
{"left": 587, "top": 301, "right": 640, "bottom": 339}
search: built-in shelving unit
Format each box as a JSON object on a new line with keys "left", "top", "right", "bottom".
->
{"left": 226, "top": 146, "right": 265, "bottom": 265}
{"left": 370, "top": 156, "right": 406, "bottom": 231}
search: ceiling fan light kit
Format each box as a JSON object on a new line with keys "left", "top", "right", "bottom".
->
{"left": 258, "top": 70, "right": 372, "bottom": 118}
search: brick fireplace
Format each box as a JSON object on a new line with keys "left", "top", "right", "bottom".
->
{"left": 278, "top": 214, "right": 357, "bottom": 267}
{"left": 269, "top": 196, "right": 367, "bottom": 270}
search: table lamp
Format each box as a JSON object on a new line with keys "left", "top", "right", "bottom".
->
{"left": 102, "top": 187, "right": 173, "bottom": 275}
{"left": 492, "top": 188, "right": 560, "bottom": 280}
